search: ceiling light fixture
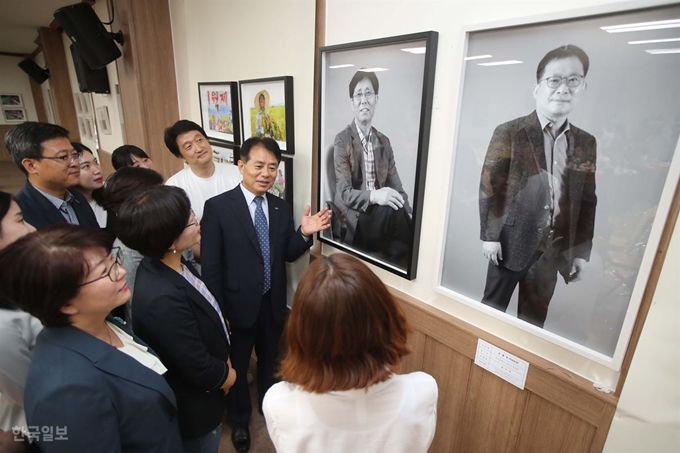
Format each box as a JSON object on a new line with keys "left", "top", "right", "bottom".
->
{"left": 464, "top": 54, "right": 493, "bottom": 61}
{"left": 601, "top": 18, "right": 680, "bottom": 33}
{"left": 478, "top": 60, "right": 523, "bottom": 66}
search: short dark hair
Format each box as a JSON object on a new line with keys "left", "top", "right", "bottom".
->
{"left": 280, "top": 254, "right": 411, "bottom": 393}
{"left": 112, "top": 145, "right": 150, "bottom": 170}
{"left": 0, "top": 224, "right": 114, "bottom": 327}
{"left": 164, "top": 120, "right": 209, "bottom": 158}
{"left": 71, "top": 141, "right": 91, "bottom": 154}
{"left": 536, "top": 45, "right": 590, "bottom": 81}
{"left": 4, "top": 122, "right": 70, "bottom": 175}
{"left": 348, "top": 70, "right": 380, "bottom": 98}
{"left": 239, "top": 137, "right": 281, "bottom": 163}
{"left": 100, "top": 167, "right": 164, "bottom": 213}
{"left": 0, "top": 191, "right": 12, "bottom": 237}
{"left": 117, "top": 185, "right": 191, "bottom": 259}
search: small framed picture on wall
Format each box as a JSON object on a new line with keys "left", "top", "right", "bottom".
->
{"left": 3, "top": 108, "right": 27, "bottom": 122}
{"left": 239, "top": 76, "right": 295, "bottom": 154}
{"left": 198, "top": 82, "right": 241, "bottom": 145}
{"left": 1, "top": 94, "right": 23, "bottom": 107}
{"left": 267, "top": 155, "right": 293, "bottom": 209}
{"left": 97, "top": 106, "right": 112, "bottom": 135}
{"left": 210, "top": 140, "right": 238, "bottom": 166}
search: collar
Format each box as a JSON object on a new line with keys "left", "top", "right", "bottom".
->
{"left": 354, "top": 118, "right": 372, "bottom": 144}
{"left": 239, "top": 182, "right": 268, "bottom": 207}
{"left": 536, "top": 110, "right": 570, "bottom": 136}
{"left": 32, "top": 183, "right": 74, "bottom": 208}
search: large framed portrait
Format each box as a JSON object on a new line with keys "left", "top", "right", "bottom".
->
{"left": 198, "top": 82, "right": 241, "bottom": 145}
{"left": 239, "top": 76, "right": 295, "bottom": 153}
{"left": 267, "top": 155, "right": 293, "bottom": 210}
{"left": 438, "top": 3, "right": 680, "bottom": 368}
{"left": 317, "top": 31, "right": 438, "bottom": 280}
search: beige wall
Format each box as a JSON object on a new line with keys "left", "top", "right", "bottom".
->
{"left": 169, "top": 0, "right": 679, "bottom": 450}
{"left": 0, "top": 55, "right": 38, "bottom": 124}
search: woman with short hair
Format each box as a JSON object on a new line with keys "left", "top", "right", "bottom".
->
{"left": 111, "top": 145, "right": 156, "bottom": 171}
{"left": 263, "top": 254, "right": 438, "bottom": 453}
{"left": 117, "top": 186, "right": 235, "bottom": 453}
{"left": 0, "top": 224, "right": 182, "bottom": 453}
{"left": 0, "top": 191, "right": 38, "bottom": 452}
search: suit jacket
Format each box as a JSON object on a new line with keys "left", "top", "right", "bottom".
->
{"left": 333, "top": 121, "right": 411, "bottom": 244}
{"left": 201, "top": 186, "right": 312, "bottom": 329}
{"left": 479, "top": 111, "right": 597, "bottom": 274}
{"left": 14, "top": 181, "right": 99, "bottom": 230}
{"left": 132, "top": 258, "right": 231, "bottom": 438}
{"left": 24, "top": 318, "right": 182, "bottom": 453}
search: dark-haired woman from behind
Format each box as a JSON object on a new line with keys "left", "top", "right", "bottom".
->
{"left": 0, "top": 191, "right": 38, "bottom": 452}
{"left": 0, "top": 224, "right": 182, "bottom": 453}
{"left": 117, "top": 186, "right": 235, "bottom": 453}
{"left": 263, "top": 254, "right": 438, "bottom": 453}
{"left": 111, "top": 145, "right": 156, "bottom": 171}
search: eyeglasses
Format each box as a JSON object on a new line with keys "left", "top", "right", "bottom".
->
{"left": 538, "top": 75, "right": 584, "bottom": 89}
{"left": 185, "top": 210, "right": 198, "bottom": 228}
{"left": 352, "top": 91, "right": 375, "bottom": 102}
{"left": 79, "top": 248, "right": 123, "bottom": 286}
{"left": 40, "top": 152, "right": 82, "bottom": 164}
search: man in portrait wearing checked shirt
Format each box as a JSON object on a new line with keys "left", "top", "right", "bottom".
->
{"left": 332, "top": 70, "right": 412, "bottom": 264}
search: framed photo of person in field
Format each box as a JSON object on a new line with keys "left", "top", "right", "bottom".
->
{"left": 239, "top": 76, "right": 295, "bottom": 154}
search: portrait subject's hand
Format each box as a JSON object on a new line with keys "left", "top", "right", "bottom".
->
{"left": 369, "top": 187, "right": 404, "bottom": 210}
{"left": 300, "top": 205, "right": 332, "bottom": 236}
{"left": 482, "top": 241, "right": 503, "bottom": 266}
{"left": 569, "top": 258, "right": 587, "bottom": 282}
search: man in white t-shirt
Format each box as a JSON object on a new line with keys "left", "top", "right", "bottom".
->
{"left": 164, "top": 120, "right": 241, "bottom": 218}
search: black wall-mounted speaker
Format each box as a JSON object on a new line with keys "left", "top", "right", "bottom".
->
{"left": 18, "top": 59, "right": 50, "bottom": 84}
{"left": 70, "top": 44, "right": 111, "bottom": 94}
{"left": 54, "top": 3, "right": 124, "bottom": 70}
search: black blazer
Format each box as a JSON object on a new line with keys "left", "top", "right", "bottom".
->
{"left": 25, "top": 317, "right": 182, "bottom": 453}
{"left": 201, "top": 186, "right": 312, "bottom": 329}
{"left": 14, "top": 181, "right": 99, "bottom": 230}
{"left": 479, "top": 111, "right": 597, "bottom": 274}
{"left": 132, "top": 257, "right": 231, "bottom": 438}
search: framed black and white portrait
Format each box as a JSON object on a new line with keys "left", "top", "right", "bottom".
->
{"left": 317, "top": 31, "right": 438, "bottom": 280}
{"left": 438, "top": 4, "right": 680, "bottom": 368}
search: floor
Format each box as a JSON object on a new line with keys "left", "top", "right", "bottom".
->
{"left": 0, "top": 161, "right": 24, "bottom": 194}
{"left": 218, "top": 360, "right": 276, "bottom": 453}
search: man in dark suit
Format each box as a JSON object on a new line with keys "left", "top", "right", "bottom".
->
{"left": 333, "top": 70, "right": 412, "bottom": 264}
{"left": 479, "top": 45, "right": 597, "bottom": 327}
{"left": 4, "top": 122, "right": 98, "bottom": 229}
{"left": 201, "top": 137, "right": 331, "bottom": 452}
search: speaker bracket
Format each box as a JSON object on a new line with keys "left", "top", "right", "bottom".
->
{"left": 110, "top": 30, "right": 124, "bottom": 46}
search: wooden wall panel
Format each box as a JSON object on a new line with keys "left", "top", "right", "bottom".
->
{"left": 29, "top": 78, "right": 48, "bottom": 123}
{"left": 423, "top": 337, "right": 471, "bottom": 453}
{"left": 401, "top": 329, "right": 426, "bottom": 373}
{"left": 112, "top": 0, "right": 182, "bottom": 180}
{"left": 516, "top": 394, "right": 596, "bottom": 453}
{"left": 454, "top": 365, "right": 527, "bottom": 453}
{"left": 38, "top": 27, "right": 79, "bottom": 140}
{"left": 98, "top": 149, "right": 114, "bottom": 179}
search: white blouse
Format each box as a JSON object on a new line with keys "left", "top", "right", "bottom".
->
{"left": 108, "top": 322, "right": 167, "bottom": 375}
{"left": 263, "top": 372, "right": 438, "bottom": 453}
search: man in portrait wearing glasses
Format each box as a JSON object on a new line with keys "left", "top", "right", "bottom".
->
{"left": 332, "top": 70, "right": 412, "bottom": 266}
{"left": 5, "top": 122, "right": 98, "bottom": 230}
{"left": 478, "top": 44, "right": 597, "bottom": 328}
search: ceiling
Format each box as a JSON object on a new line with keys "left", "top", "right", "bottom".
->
{"left": 0, "top": 0, "right": 86, "bottom": 55}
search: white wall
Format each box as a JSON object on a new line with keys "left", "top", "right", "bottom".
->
{"left": 169, "top": 0, "right": 679, "bottom": 450}
{"left": 0, "top": 55, "right": 38, "bottom": 124}
{"left": 169, "top": 0, "right": 317, "bottom": 296}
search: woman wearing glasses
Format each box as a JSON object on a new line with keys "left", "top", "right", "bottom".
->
{"left": 0, "top": 191, "right": 37, "bottom": 453}
{"left": 117, "top": 186, "right": 236, "bottom": 453}
{"left": 0, "top": 224, "right": 183, "bottom": 453}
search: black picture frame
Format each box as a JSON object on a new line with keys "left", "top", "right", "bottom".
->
{"left": 317, "top": 31, "right": 438, "bottom": 280}
{"left": 209, "top": 140, "right": 239, "bottom": 166}
{"left": 267, "top": 155, "right": 293, "bottom": 211}
{"left": 239, "top": 76, "right": 295, "bottom": 154}
{"left": 198, "top": 81, "right": 241, "bottom": 145}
